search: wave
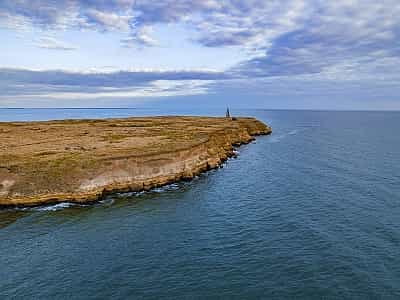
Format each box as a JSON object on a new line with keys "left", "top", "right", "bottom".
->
{"left": 27, "top": 202, "right": 77, "bottom": 212}
{"left": 269, "top": 128, "right": 303, "bottom": 143}
{"left": 141, "top": 183, "right": 182, "bottom": 195}
{"left": 10, "top": 175, "right": 190, "bottom": 212}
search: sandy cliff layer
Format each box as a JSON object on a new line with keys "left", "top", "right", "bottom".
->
{"left": 0, "top": 116, "right": 271, "bottom": 207}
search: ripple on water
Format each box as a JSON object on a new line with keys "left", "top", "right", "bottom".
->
{"left": 1, "top": 110, "right": 400, "bottom": 299}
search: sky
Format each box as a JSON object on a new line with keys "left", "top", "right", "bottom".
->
{"left": 0, "top": 0, "right": 399, "bottom": 110}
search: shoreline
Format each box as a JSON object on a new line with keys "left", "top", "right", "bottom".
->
{"left": 0, "top": 141, "right": 252, "bottom": 210}
{"left": 0, "top": 116, "right": 271, "bottom": 207}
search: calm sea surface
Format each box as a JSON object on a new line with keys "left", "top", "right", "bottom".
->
{"left": 1, "top": 109, "right": 400, "bottom": 299}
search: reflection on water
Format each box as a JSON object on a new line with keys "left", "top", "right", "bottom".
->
{"left": 0, "top": 211, "right": 27, "bottom": 229}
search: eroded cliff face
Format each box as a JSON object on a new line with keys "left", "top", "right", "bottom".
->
{"left": 0, "top": 116, "right": 271, "bottom": 207}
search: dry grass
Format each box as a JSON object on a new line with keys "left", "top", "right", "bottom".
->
{"left": 0, "top": 116, "right": 270, "bottom": 199}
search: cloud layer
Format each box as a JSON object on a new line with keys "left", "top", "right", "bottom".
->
{"left": 1, "top": 1, "right": 400, "bottom": 108}
{"left": 0, "top": 68, "right": 224, "bottom": 103}
{"left": 1, "top": 1, "right": 399, "bottom": 71}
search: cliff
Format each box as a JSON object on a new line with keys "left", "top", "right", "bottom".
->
{"left": 0, "top": 116, "right": 271, "bottom": 207}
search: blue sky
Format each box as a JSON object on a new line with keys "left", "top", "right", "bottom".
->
{"left": 0, "top": 0, "right": 399, "bottom": 110}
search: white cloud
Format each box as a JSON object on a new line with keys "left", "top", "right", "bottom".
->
{"left": 121, "top": 26, "right": 158, "bottom": 47}
{"left": 85, "top": 9, "right": 132, "bottom": 31}
{"left": 34, "top": 36, "right": 78, "bottom": 51}
{"left": 1, "top": 0, "right": 400, "bottom": 109}
{"left": 0, "top": 80, "right": 212, "bottom": 101}
{"left": 0, "top": 68, "right": 218, "bottom": 104}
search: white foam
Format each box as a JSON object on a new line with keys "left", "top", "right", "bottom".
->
{"left": 99, "top": 198, "right": 115, "bottom": 205}
{"left": 269, "top": 128, "right": 303, "bottom": 143}
{"left": 35, "top": 202, "right": 75, "bottom": 211}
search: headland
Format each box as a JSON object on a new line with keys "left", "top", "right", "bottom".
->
{"left": 0, "top": 116, "right": 271, "bottom": 207}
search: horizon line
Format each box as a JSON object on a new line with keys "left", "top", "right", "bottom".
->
{"left": 1, "top": 107, "right": 400, "bottom": 112}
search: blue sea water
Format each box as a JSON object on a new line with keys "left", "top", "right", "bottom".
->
{"left": 1, "top": 109, "right": 400, "bottom": 299}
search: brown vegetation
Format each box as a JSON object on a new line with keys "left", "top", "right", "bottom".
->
{"left": 0, "top": 116, "right": 271, "bottom": 207}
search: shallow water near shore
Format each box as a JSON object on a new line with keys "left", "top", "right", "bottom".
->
{"left": 1, "top": 109, "right": 400, "bottom": 299}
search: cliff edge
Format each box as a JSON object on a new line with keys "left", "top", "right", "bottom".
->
{"left": 0, "top": 116, "right": 271, "bottom": 207}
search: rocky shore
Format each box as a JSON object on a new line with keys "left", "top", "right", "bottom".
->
{"left": 0, "top": 116, "right": 271, "bottom": 207}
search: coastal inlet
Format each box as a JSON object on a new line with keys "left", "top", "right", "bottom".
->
{"left": 0, "top": 116, "right": 271, "bottom": 207}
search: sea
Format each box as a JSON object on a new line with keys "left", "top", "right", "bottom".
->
{"left": 0, "top": 108, "right": 400, "bottom": 299}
